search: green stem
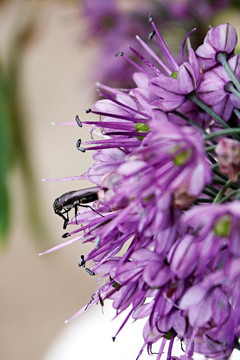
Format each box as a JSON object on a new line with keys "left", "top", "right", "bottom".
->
{"left": 171, "top": 110, "right": 209, "bottom": 135}
{"left": 212, "top": 170, "right": 239, "bottom": 192}
{"left": 208, "top": 153, "right": 217, "bottom": 165}
{"left": 205, "top": 184, "right": 218, "bottom": 194}
{"left": 219, "top": 189, "right": 240, "bottom": 203}
{"left": 216, "top": 52, "right": 240, "bottom": 93}
{"left": 202, "top": 189, "right": 217, "bottom": 198}
{"left": 212, "top": 177, "right": 227, "bottom": 186}
{"left": 204, "top": 127, "right": 240, "bottom": 141}
{"left": 211, "top": 163, "right": 219, "bottom": 171}
{"left": 205, "top": 145, "right": 216, "bottom": 152}
{"left": 195, "top": 198, "right": 213, "bottom": 203}
{"left": 212, "top": 176, "right": 239, "bottom": 193}
{"left": 188, "top": 92, "right": 240, "bottom": 140}
{"left": 212, "top": 172, "right": 239, "bottom": 191}
{"left": 225, "top": 82, "right": 240, "bottom": 100}
{"left": 234, "top": 109, "right": 240, "bottom": 119}
{"left": 213, "top": 179, "right": 232, "bottom": 203}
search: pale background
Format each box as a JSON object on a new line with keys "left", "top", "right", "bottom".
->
{"left": 0, "top": 1, "right": 98, "bottom": 359}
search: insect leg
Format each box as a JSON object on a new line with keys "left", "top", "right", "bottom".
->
{"left": 63, "top": 218, "right": 68, "bottom": 229}
{"left": 62, "top": 210, "right": 70, "bottom": 229}
{"left": 56, "top": 211, "right": 69, "bottom": 229}
{"left": 78, "top": 204, "right": 104, "bottom": 217}
{"left": 74, "top": 204, "right": 78, "bottom": 225}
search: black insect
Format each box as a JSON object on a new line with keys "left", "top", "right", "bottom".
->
{"left": 53, "top": 186, "right": 100, "bottom": 229}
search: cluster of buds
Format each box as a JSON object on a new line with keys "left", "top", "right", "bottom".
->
{"left": 42, "top": 22, "right": 240, "bottom": 360}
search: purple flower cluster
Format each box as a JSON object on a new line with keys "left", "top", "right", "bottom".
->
{"left": 81, "top": 0, "right": 234, "bottom": 87}
{"left": 43, "top": 22, "right": 240, "bottom": 360}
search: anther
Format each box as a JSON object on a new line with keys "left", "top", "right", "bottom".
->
{"left": 95, "top": 236, "right": 101, "bottom": 249}
{"left": 85, "top": 268, "right": 95, "bottom": 276}
{"left": 75, "top": 115, "right": 82, "bottom": 127}
{"left": 148, "top": 30, "right": 155, "bottom": 41}
{"left": 148, "top": 13, "right": 153, "bottom": 23}
{"left": 78, "top": 255, "right": 86, "bottom": 267}
{"left": 62, "top": 232, "right": 70, "bottom": 238}
{"left": 76, "top": 139, "right": 85, "bottom": 152}
{"left": 115, "top": 51, "right": 124, "bottom": 57}
{"left": 86, "top": 108, "right": 91, "bottom": 113}
{"left": 112, "top": 336, "right": 116, "bottom": 342}
{"left": 99, "top": 295, "right": 104, "bottom": 307}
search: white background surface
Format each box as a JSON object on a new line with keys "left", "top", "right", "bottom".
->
{"left": 42, "top": 301, "right": 240, "bottom": 360}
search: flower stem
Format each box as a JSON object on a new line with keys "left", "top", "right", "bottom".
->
{"left": 213, "top": 179, "right": 232, "bottom": 203}
{"left": 171, "top": 110, "right": 208, "bottom": 135}
{"left": 204, "top": 127, "right": 240, "bottom": 141}
{"left": 219, "top": 189, "right": 240, "bottom": 203}
{"left": 195, "top": 198, "right": 213, "bottom": 203}
{"left": 207, "top": 153, "right": 217, "bottom": 165}
{"left": 188, "top": 92, "right": 232, "bottom": 130}
{"left": 213, "top": 171, "right": 238, "bottom": 189}
{"left": 202, "top": 189, "right": 217, "bottom": 198}
{"left": 211, "top": 163, "right": 219, "bottom": 171}
{"left": 205, "top": 184, "right": 218, "bottom": 194}
{"left": 216, "top": 52, "right": 240, "bottom": 93}
{"left": 234, "top": 108, "right": 240, "bottom": 119}
{"left": 225, "top": 81, "right": 240, "bottom": 99}
{"left": 205, "top": 145, "right": 216, "bottom": 152}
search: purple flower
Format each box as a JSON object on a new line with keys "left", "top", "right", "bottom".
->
{"left": 82, "top": 0, "right": 118, "bottom": 36}
{"left": 149, "top": 48, "right": 201, "bottom": 111}
{"left": 114, "top": 121, "right": 211, "bottom": 200}
{"left": 161, "top": 0, "right": 231, "bottom": 20}
{"left": 197, "top": 55, "right": 240, "bottom": 121}
{"left": 191, "top": 308, "right": 237, "bottom": 359}
{"left": 182, "top": 201, "right": 240, "bottom": 256}
{"left": 168, "top": 234, "right": 198, "bottom": 279}
{"left": 168, "top": 100, "right": 211, "bottom": 129}
{"left": 44, "top": 19, "right": 240, "bottom": 360}
{"left": 196, "top": 23, "right": 238, "bottom": 70}
{"left": 82, "top": 0, "right": 233, "bottom": 86}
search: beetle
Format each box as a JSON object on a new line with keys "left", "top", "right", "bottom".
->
{"left": 53, "top": 186, "right": 100, "bottom": 229}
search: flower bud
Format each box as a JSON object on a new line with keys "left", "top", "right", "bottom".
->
{"left": 215, "top": 138, "right": 240, "bottom": 182}
{"left": 196, "top": 23, "right": 238, "bottom": 70}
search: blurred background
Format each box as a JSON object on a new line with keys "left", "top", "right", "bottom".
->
{"left": 0, "top": 1, "right": 240, "bottom": 360}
